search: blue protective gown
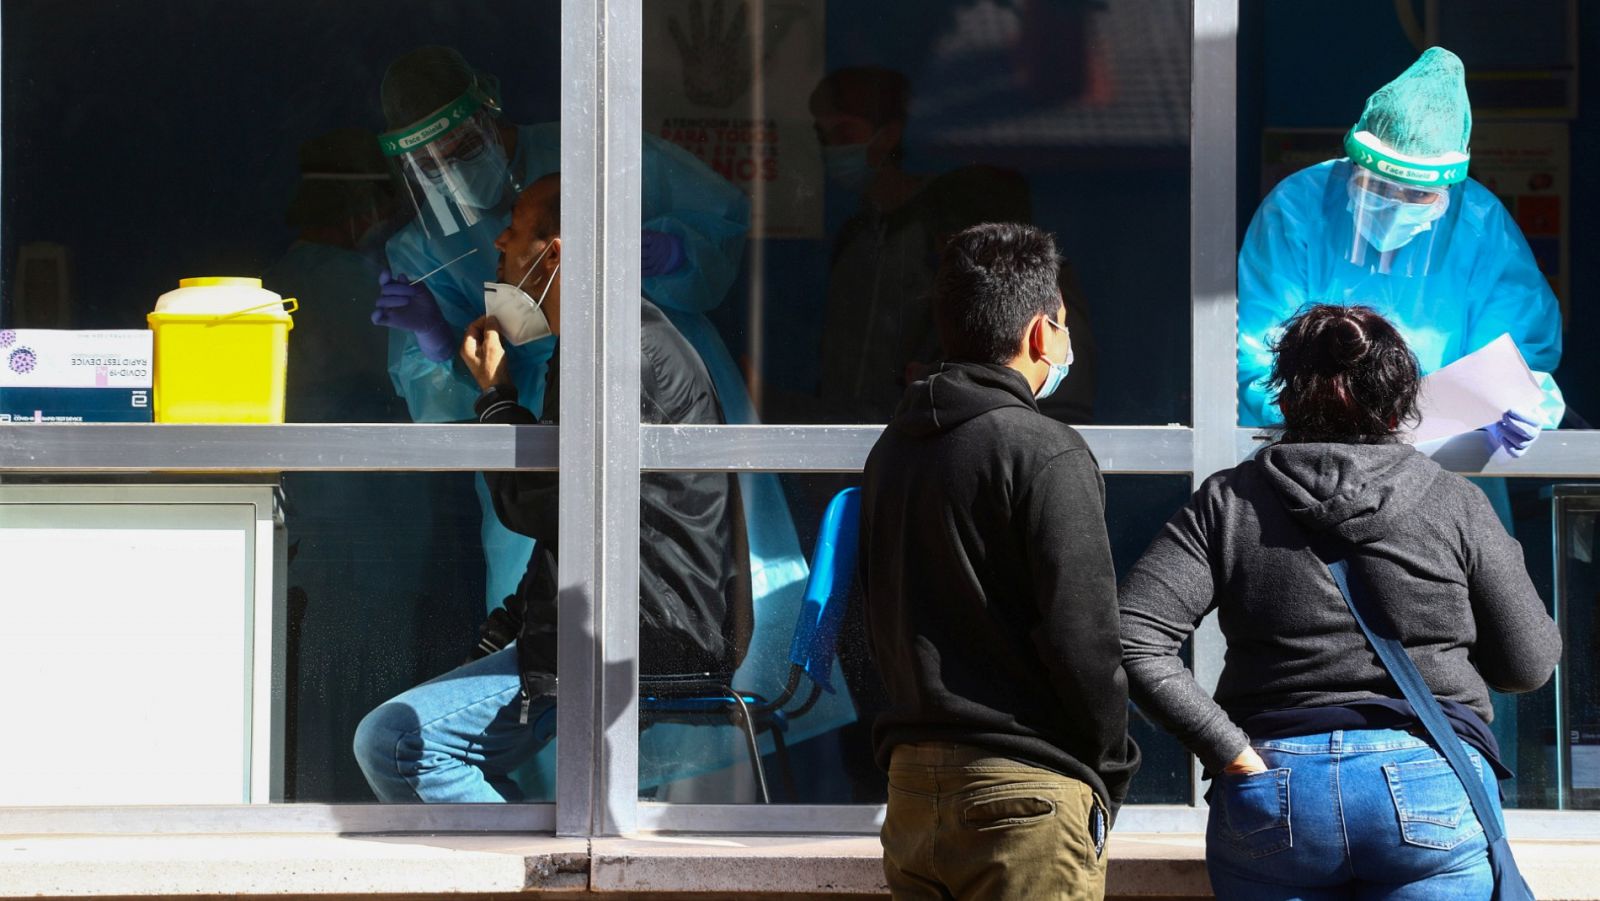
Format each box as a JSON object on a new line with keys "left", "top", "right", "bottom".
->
{"left": 1238, "top": 159, "right": 1565, "bottom": 428}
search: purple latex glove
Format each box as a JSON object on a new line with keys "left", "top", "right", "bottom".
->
{"left": 1484, "top": 408, "right": 1540, "bottom": 458}
{"left": 372, "top": 269, "right": 456, "bottom": 362}
{"left": 641, "top": 229, "right": 685, "bottom": 277}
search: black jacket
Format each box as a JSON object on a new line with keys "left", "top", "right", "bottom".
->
{"left": 1119, "top": 442, "right": 1561, "bottom": 772}
{"left": 859, "top": 360, "right": 1140, "bottom": 813}
{"left": 478, "top": 299, "right": 752, "bottom": 685}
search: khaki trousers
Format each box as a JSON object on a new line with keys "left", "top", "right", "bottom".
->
{"left": 881, "top": 742, "right": 1108, "bottom": 901}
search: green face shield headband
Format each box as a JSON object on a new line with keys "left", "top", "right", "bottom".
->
{"left": 378, "top": 83, "right": 500, "bottom": 157}
{"left": 1344, "top": 129, "right": 1469, "bottom": 188}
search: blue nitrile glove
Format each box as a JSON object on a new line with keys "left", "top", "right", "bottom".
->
{"left": 640, "top": 229, "right": 685, "bottom": 277}
{"left": 372, "top": 269, "right": 455, "bottom": 362}
{"left": 1484, "top": 408, "right": 1540, "bottom": 458}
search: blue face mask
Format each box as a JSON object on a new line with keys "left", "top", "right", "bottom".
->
{"left": 1036, "top": 316, "right": 1073, "bottom": 400}
{"left": 821, "top": 142, "right": 874, "bottom": 193}
{"left": 1349, "top": 180, "right": 1448, "bottom": 253}
{"left": 439, "top": 140, "right": 512, "bottom": 211}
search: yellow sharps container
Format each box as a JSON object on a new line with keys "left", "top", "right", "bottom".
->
{"left": 146, "top": 277, "right": 298, "bottom": 423}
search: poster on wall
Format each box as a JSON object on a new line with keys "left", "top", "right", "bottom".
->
{"left": 1471, "top": 122, "right": 1570, "bottom": 319}
{"left": 1260, "top": 124, "right": 1570, "bottom": 319}
{"left": 643, "top": 0, "right": 825, "bottom": 239}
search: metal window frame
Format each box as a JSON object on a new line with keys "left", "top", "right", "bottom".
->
{"left": 6, "top": 0, "right": 1600, "bottom": 840}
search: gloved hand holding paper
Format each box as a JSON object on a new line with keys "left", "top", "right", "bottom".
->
{"left": 1409, "top": 334, "right": 1546, "bottom": 444}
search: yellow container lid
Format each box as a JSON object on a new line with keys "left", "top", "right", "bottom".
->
{"left": 178, "top": 276, "right": 263, "bottom": 289}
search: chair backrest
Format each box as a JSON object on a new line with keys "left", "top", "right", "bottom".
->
{"left": 786, "top": 488, "right": 862, "bottom": 692}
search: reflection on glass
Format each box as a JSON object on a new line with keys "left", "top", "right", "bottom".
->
{"left": 266, "top": 129, "right": 406, "bottom": 426}
{"left": 1556, "top": 487, "right": 1600, "bottom": 810}
{"left": 642, "top": 0, "right": 1190, "bottom": 426}
{"left": 636, "top": 473, "right": 1193, "bottom": 805}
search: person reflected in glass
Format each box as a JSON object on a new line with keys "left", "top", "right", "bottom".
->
{"left": 860, "top": 224, "right": 1136, "bottom": 899}
{"left": 806, "top": 66, "right": 1096, "bottom": 425}
{"left": 264, "top": 128, "right": 403, "bottom": 424}
{"left": 1122, "top": 304, "right": 1560, "bottom": 898}
{"left": 1238, "top": 48, "right": 1566, "bottom": 452}
{"left": 368, "top": 46, "right": 753, "bottom": 612}
{"left": 352, "top": 175, "right": 752, "bottom": 802}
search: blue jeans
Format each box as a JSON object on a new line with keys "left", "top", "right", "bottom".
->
{"left": 1207, "top": 729, "right": 1497, "bottom": 900}
{"left": 352, "top": 646, "right": 555, "bottom": 802}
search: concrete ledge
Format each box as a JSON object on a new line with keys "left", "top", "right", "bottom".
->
{"left": 0, "top": 832, "right": 1596, "bottom": 898}
{"left": 0, "top": 835, "right": 587, "bottom": 896}
{"left": 590, "top": 836, "right": 885, "bottom": 894}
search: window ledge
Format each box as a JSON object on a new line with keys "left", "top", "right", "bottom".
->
{"left": 1, "top": 832, "right": 1597, "bottom": 898}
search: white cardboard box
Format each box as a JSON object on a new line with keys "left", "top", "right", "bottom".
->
{"left": 0, "top": 329, "right": 153, "bottom": 389}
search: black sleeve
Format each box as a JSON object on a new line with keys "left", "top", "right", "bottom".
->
{"left": 1017, "top": 447, "right": 1140, "bottom": 807}
{"left": 476, "top": 386, "right": 559, "bottom": 546}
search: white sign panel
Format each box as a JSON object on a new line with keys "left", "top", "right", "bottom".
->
{"left": 644, "top": 0, "right": 826, "bottom": 238}
{"left": 0, "top": 508, "right": 252, "bottom": 805}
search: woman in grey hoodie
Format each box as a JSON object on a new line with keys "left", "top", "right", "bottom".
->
{"left": 1119, "top": 304, "right": 1560, "bottom": 900}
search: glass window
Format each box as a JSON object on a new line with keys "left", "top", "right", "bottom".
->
{"left": 1236, "top": 0, "right": 1589, "bottom": 431}
{"left": 632, "top": 471, "right": 1192, "bottom": 805}
{"left": 0, "top": 0, "right": 566, "bottom": 807}
{"left": 1, "top": 0, "right": 562, "bottom": 426}
{"left": 638, "top": 0, "right": 1191, "bottom": 428}
{"left": 1237, "top": 0, "right": 1594, "bottom": 811}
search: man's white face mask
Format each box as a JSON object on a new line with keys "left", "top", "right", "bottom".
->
{"left": 484, "top": 239, "right": 559, "bottom": 345}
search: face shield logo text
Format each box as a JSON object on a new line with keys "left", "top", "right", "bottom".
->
{"left": 399, "top": 117, "right": 452, "bottom": 151}
{"left": 1376, "top": 161, "right": 1440, "bottom": 184}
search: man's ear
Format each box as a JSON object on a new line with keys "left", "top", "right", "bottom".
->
{"left": 1025, "top": 314, "right": 1049, "bottom": 362}
{"left": 546, "top": 236, "right": 562, "bottom": 266}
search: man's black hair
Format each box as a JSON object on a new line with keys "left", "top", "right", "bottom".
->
{"left": 934, "top": 222, "right": 1063, "bottom": 365}
{"left": 528, "top": 173, "right": 561, "bottom": 238}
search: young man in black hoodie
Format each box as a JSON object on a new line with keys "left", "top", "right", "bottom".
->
{"left": 859, "top": 223, "right": 1138, "bottom": 900}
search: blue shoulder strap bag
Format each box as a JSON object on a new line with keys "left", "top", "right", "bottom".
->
{"left": 1324, "top": 556, "right": 1535, "bottom": 901}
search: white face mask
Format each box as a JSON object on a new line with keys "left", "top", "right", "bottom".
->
{"left": 484, "top": 241, "right": 559, "bottom": 345}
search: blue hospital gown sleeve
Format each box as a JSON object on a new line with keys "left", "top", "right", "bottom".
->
{"left": 1463, "top": 186, "right": 1566, "bottom": 427}
{"left": 1237, "top": 175, "right": 1316, "bottom": 427}
{"left": 639, "top": 132, "right": 750, "bottom": 314}
{"left": 387, "top": 329, "right": 480, "bottom": 423}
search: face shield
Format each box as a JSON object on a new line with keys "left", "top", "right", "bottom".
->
{"left": 1342, "top": 128, "right": 1468, "bottom": 276}
{"left": 379, "top": 86, "right": 517, "bottom": 239}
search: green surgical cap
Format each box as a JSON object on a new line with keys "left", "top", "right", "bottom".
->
{"left": 1354, "top": 47, "right": 1472, "bottom": 159}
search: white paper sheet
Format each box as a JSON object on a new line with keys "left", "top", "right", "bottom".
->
{"left": 1410, "top": 333, "right": 1546, "bottom": 444}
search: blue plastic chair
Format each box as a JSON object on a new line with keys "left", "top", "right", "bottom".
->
{"left": 639, "top": 487, "right": 862, "bottom": 802}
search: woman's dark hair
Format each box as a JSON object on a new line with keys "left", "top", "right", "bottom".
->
{"left": 1269, "top": 304, "right": 1420, "bottom": 443}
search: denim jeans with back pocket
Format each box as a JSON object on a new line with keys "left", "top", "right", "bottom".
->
{"left": 1206, "top": 728, "right": 1497, "bottom": 901}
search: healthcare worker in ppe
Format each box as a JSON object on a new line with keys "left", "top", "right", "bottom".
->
{"left": 1238, "top": 47, "right": 1564, "bottom": 457}
{"left": 267, "top": 128, "right": 403, "bottom": 424}
{"left": 370, "top": 47, "right": 796, "bottom": 613}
